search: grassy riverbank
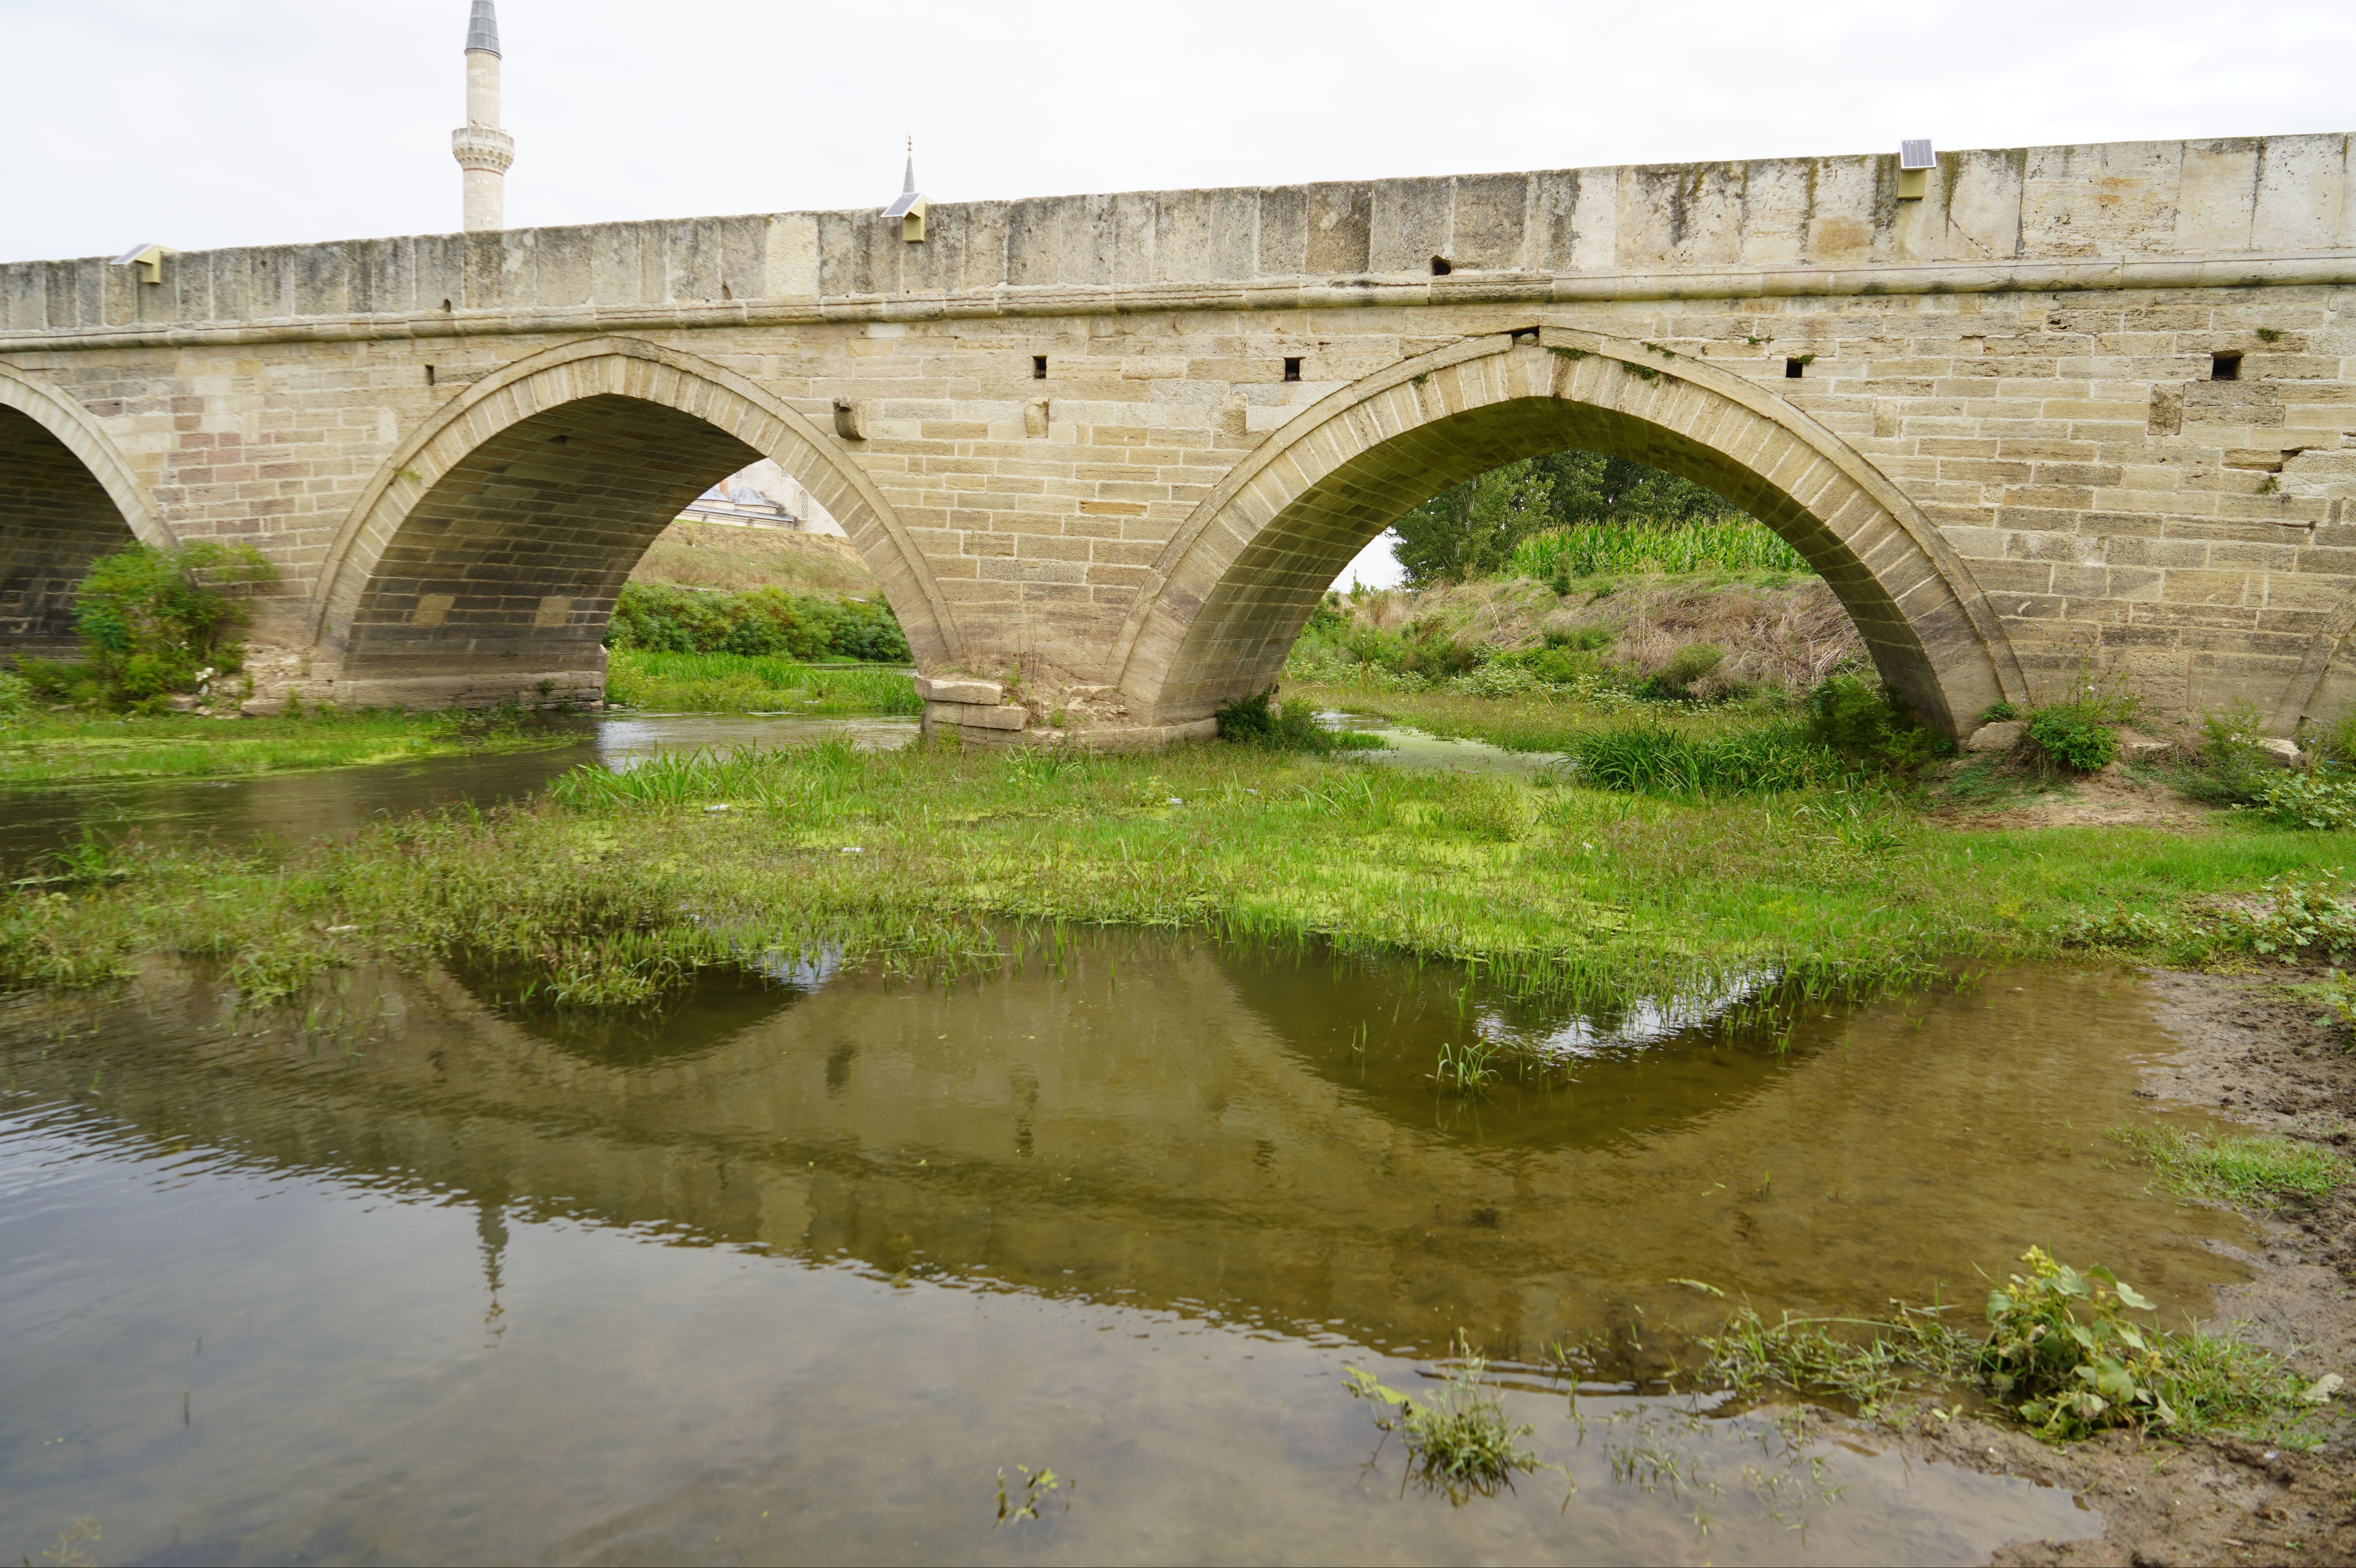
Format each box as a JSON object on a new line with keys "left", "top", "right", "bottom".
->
{"left": 604, "top": 649, "right": 921, "bottom": 715}
{"left": 0, "top": 706, "right": 571, "bottom": 787}
{"left": 4, "top": 720, "right": 2349, "bottom": 1010}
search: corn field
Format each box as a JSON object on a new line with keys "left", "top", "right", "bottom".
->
{"left": 1509, "top": 520, "right": 1813, "bottom": 581}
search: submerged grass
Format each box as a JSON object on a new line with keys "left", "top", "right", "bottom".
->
{"left": 605, "top": 649, "right": 920, "bottom": 716}
{"left": 2112, "top": 1125, "right": 2355, "bottom": 1207}
{"left": 0, "top": 705, "right": 568, "bottom": 786}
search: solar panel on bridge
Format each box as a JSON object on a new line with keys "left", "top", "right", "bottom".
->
{"left": 1899, "top": 139, "right": 1935, "bottom": 170}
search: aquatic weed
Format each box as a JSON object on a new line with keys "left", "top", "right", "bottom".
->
{"left": 1344, "top": 1336, "right": 1538, "bottom": 1501}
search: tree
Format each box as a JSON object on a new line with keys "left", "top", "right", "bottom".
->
{"left": 1389, "top": 451, "right": 1748, "bottom": 586}
{"left": 1392, "top": 459, "right": 1555, "bottom": 585}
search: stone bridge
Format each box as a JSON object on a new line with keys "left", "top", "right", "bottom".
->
{"left": 3, "top": 133, "right": 2352, "bottom": 744}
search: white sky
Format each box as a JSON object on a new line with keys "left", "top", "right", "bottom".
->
{"left": 4, "top": 0, "right": 2348, "bottom": 590}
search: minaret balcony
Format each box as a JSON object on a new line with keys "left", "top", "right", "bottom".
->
{"left": 452, "top": 126, "right": 515, "bottom": 174}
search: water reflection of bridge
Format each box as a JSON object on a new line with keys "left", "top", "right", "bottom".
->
{"left": 3, "top": 934, "right": 2239, "bottom": 1360}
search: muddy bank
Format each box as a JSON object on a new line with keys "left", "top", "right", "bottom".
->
{"left": 1888, "top": 964, "right": 2356, "bottom": 1566}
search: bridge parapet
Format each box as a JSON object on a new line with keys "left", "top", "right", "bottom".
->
{"left": 5, "top": 137, "right": 2353, "bottom": 346}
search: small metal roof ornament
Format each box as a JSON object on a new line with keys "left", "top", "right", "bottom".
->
{"left": 884, "top": 138, "right": 928, "bottom": 242}
{"left": 1897, "top": 139, "right": 1934, "bottom": 201}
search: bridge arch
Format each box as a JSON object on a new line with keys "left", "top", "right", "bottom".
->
{"left": 0, "top": 365, "right": 169, "bottom": 656}
{"left": 313, "top": 337, "right": 957, "bottom": 703}
{"left": 1113, "top": 329, "right": 2027, "bottom": 736}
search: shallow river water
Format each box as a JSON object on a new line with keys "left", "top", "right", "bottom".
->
{"left": 0, "top": 717, "right": 2257, "bottom": 1564}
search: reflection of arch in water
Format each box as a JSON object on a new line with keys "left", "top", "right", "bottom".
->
{"left": 1206, "top": 939, "right": 1815, "bottom": 1153}
{"left": 311, "top": 338, "right": 956, "bottom": 705}
{"left": 1114, "top": 330, "right": 2026, "bottom": 735}
{"left": 0, "top": 365, "right": 168, "bottom": 656}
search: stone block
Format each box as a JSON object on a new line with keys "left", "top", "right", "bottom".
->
{"left": 1964, "top": 720, "right": 2023, "bottom": 753}
{"left": 914, "top": 676, "right": 1002, "bottom": 705}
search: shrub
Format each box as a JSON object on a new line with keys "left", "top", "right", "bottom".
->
{"left": 0, "top": 671, "right": 31, "bottom": 716}
{"left": 71, "top": 541, "right": 277, "bottom": 709}
{"left": 1213, "top": 689, "right": 1371, "bottom": 753}
{"left": 1394, "top": 617, "right": 1481, "bottom": 680}
{"left": 605, "top": 581, "right": 909, "bottom": 662}
{"left": 2025, "top": 704, "right": 2120, "bottom": 773}
{"left": 1804, "top": 674, "right": 1948, "bottom": 773}
{"left": 2175, "top": 700, "right": 2277, "bottom": 805}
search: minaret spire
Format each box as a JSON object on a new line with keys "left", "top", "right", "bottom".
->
{"left": 452, "top": 1, "right": 514, "bottom": 232}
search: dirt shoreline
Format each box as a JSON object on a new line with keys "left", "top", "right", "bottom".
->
{"left": 1859, "top": 964, "right": 2356, "bottom": 1566}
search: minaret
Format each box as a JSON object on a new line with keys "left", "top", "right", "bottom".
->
{"left": 450, "top": 0, "right": 513, "bottom": 232}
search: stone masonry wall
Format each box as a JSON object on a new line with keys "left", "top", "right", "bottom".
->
{"left": 0, "top": 135, "right": 2351, "bottom": 739}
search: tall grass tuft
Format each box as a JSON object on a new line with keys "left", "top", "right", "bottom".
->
{"left": 1563, "top": 720, "right": 1840, "bottom": 795}
{"left": 2113, "top": 1125, "right": 2353, "bottom": 1207}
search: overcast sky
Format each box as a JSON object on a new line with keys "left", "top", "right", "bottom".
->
{"left": 5, "top": 0, "right": 2348, "bottom": 586}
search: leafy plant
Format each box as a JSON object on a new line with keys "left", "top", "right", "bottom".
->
{"left": 1640, "top": 642, "right": 1725, "bottom": 700}
{"left": 2176, "top": 700, "right": 2279, "bottom": 805}
{"left": 993, "top": 1464, "right": 1065, "bottom": 1526}
{"left": 1514, "top": 517, "right": 1811, "bottom": 583}
{"left": 73, "top": 541, "right": 277, "bottom": 709}
{"left": 1344, "top": 1337, "right": 1538, "bottom": 1500}
{"left": 1979, "top": 1246, "right": 2173, "bottom": 1439}
{"left": 2250, "top": 771, "right": 2356, "bottom": 830}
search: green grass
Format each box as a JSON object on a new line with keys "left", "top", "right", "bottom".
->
{"left": 2113, "top": 1125, "right": 2355, "bottom": 1207}
{"left": 0, "top": 706, "right": 570, "bottom": 786}
{"left": 1291, "top": 683, "right": 1750, "bottom": 755}
{"left": 4, "top": 718, "right": 2354, "bottom": 1016}
{"left": 605, "top": 648, "right": 921, "bottom": 715}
